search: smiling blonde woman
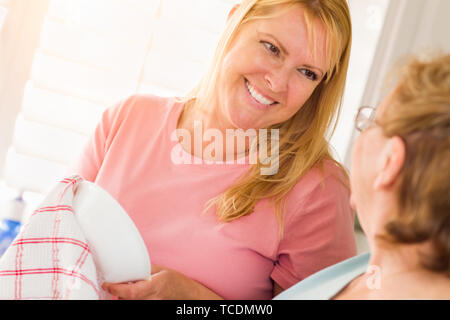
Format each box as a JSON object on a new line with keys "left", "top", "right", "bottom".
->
{"left": 76, "top": 0, "right": 357, "bottom": 300}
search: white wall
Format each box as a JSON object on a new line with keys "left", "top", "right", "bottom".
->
{"left": 330, "top": 0, "right": 390, "bottom": 166}
{"left": 0, "top": 0, "right": 49, "bottom": 177}
{"left": 342, "top": 0, "right": 450, "bottom": 167}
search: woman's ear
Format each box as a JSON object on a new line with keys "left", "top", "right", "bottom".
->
{"left": 373, "top": 136, "right": 406, "bottom": 190}
{"left": 227, "top": 4, "right": 240, "bottom": 21}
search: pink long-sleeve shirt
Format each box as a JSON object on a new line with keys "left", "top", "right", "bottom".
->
{"left": 74, "top": 94, "right": 356, "bottom": 299}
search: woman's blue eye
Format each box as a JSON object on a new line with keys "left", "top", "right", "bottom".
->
{"left": 261, "top": 41, "right": 280, "bottom": 56}
{"left": 299, "top": 68, "right": 318, "bottom": 81}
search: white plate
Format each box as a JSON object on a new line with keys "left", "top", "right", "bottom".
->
{"left": 72, "top": 181, "right": 151, "bottom": 283}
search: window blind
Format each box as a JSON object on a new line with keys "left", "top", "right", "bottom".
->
{"left": 0, "top": 0, "right": 8, "bottom": 33}
{"left": 2, "top": 0, "right": 238, "bottom": 216}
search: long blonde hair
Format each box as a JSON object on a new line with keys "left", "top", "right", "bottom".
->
{"left": 182, "top": 0, "right": 352, "bottom": 233}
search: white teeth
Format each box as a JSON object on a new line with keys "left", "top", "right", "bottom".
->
{"left": 245, "top": 80, "right": 275, "bottom": 105}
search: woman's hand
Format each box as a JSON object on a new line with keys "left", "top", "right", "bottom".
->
{"left": 102, "top": 264, "right": 223, "bottom": 300}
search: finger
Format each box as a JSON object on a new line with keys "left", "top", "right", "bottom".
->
{"left": 103, "top": 280, "right": 154, "bottom": 300}
{"left": 101, "top": 282, "right": 117, "bottom": 295}
{"left": 151, "top": 264, "right": 165, "bottom": 275}
{"left": 105, "top": 282, "right": 140, "bottom": 300}
{"left": 102, "top": 282, "right": 132, "bottom": 299}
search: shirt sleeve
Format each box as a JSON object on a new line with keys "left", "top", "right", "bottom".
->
{"left": 71, "top": 96, "right": 131, "bottom": 182}
{"left": 270, "top": 171, "right": 357, "bottom": 290}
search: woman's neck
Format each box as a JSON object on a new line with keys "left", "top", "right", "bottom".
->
{"left": 178, "top": 98, "right": 227, "bottom": 134}
{"left": 355, "top": 238, "right": 450, "bottom": 299}
{"left": 363, "top": 194, "right": 428, "bottom": 277}
{"left": 176, "top": 98, "right": 253, "bottom": 161}
{"left": 368, "top": 240, "right": 424, "bottom": 277}
{"left": 334, "top": 240, "right": 450, "bottom": 299}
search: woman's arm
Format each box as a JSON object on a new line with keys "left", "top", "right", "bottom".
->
{"left": 102, "top": 264, "right": 224, "bottom": 300}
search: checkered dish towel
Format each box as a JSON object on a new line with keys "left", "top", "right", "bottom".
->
{"left": 0, "top": 176, "right": 107, "bottom": 300}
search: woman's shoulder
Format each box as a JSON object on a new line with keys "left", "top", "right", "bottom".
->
{"left": 102, "top": 93, "right": 179, "bottom": 129}
{"left": 288, "top": 159, "right": 349, "bottom": 203}
{"left": 112, "top": 93, "right": 177, "bottom": 117}
{"left": 281, "top": 158, "right": 353, "bottom": 235}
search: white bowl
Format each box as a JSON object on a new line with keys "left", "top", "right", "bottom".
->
{"left": 72, "top": 181, "right": 151, "bottom": 283}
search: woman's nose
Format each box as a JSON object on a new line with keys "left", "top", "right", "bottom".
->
{"left": 264, "top": 68, "right": 289, "bottom": 93}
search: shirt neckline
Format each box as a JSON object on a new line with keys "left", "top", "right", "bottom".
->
{"left": 167, "top": 98, "right": 255, "bottom": 169}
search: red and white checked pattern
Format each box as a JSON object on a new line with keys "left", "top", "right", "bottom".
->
{"left": 0, "top": 176, "right": 105, "bottom": 300}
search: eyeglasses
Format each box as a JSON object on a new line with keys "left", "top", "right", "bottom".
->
{"left": 355, "top": 106, "right": 377, "bottom": 132}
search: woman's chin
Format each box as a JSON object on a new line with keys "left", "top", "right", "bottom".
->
{"left": 228, "top": 111, "right": 257, "bottom": 130}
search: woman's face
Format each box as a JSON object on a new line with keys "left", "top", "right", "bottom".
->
{"left": 215, "top": 4, "right": 329, "bottom": 130}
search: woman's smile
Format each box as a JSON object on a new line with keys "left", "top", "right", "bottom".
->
{"left": 244, "top": 78, "right": 279, "bottom": 110}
